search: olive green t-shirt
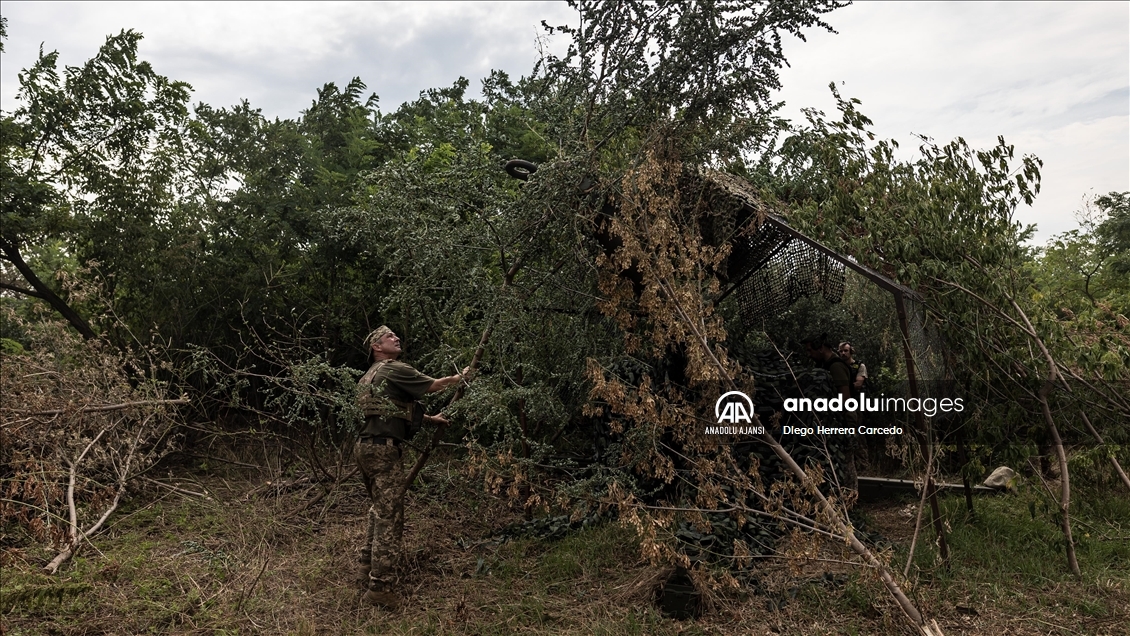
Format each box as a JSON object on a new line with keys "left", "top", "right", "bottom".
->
{"left": 359, "top": 360, "right": 436, "bottom": 404}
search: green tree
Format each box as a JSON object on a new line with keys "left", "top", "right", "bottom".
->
{"left": 1036, "top": 192, "right": 1130, "bottom": 313}
{"left": 1, "top": 30, "right": 192, "bottom": 339}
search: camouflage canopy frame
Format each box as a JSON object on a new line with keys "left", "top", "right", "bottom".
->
{"left": 698, "top": 169, "right": 953, "bottom": 561}
{"left": 695, "top": 170, "right": 943, "bottom": 404}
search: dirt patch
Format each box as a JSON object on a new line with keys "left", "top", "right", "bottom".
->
{"left": 858, "top": 499, "right": 924, "bottom": 544}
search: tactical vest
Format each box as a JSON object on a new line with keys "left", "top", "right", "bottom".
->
{"left": 847, "top": 360, "right": 870, "bottom": 398}
{"left": 358, "top": 361, "right": 425, "bottom": 440}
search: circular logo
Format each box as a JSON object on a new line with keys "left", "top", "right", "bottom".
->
{"left": 715, "top": 390, "right": 754, "bottom": 423}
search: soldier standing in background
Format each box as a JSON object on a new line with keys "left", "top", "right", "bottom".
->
{"left": 838, "top": 341, "right": 868, "bottom": 399}
{"left": 804, "top": 333, "right": 858, "bottom": 492}
{"left": 355, "top": 326, "right": 469, "bottom": 609}
{"left": 804, "top": 333, "right": 853, "bottom": 407}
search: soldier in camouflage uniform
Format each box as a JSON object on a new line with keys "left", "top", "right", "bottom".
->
{"left": 804, "top": 333, "right": 858, "bottom": 492}
{"left": 356, "top": 326, "right": 469, "bottom": 608}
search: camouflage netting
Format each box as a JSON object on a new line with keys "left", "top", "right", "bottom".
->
{"left": 684, "top": 171, "right": 849, "bottom": 326}
{"left": 695, "top": 172, "right": 942, "bottom": 393}
{"left": 675, "top": 169, "right": 848, "bottom": 327}
{"left": 732, "top": 223, "right": 846, "bottom": 326}
{"left": 903, "top": 294, "right": 950, "bottom": 400}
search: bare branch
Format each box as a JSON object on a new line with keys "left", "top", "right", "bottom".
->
{"left": 0, "top": 281, "right": 45, "bottom": 298}
{"left": 903, "top": 444, "right": 936, "bottom": 579}
{"left": 6, "top": 397, "right": 189, "bottom": 417}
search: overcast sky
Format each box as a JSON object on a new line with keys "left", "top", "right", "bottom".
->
{"left": 1, "top": 1, "right": 1126, "bottom": 243}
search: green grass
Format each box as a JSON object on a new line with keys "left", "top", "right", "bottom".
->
{"left": 902, "top": 488, "right": 1130, "bottom": 584}
{"left": 535, "top": 524, "right": 634, "bottom": 586}
{"left": 890, "top": 486, "right": 1130, "bottom": 631}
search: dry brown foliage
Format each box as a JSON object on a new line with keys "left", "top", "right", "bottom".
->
{"left": 1, "top": 309, "right": 184, "bottom": 572}
{"left": 582, "top": 131, "right": 846, "bottom": 583}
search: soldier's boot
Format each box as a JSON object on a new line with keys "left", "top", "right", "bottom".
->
{"left": 362, "top": 587, "right": 400, "bottom": 610}
{"left": 356, "top": 561, "right": 372, "bottom": 590}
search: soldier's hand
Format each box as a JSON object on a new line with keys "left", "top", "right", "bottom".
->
{"left": 426, "top": 413, "right": 450, "bottom": 427}
{"left": 460, "top": 366, "right": 475, "bottom": 382}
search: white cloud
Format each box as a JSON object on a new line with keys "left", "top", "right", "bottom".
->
{"left": 1, "top": 1, "right": 575, "bottom": 117}
{"left": 2, "top": 1, "right": 1125, "bottom": 244}
{"left": 1015, "top": 115, "right": 1129, "bottom": 237}
{"left": 776, "top": 1, "right": 1129, "bottom": 243}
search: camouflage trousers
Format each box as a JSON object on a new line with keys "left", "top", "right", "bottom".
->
{"left": 355, "top": 440, "right": 405, "bottom": 592}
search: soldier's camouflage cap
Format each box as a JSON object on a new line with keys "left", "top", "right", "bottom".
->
{"left": 364, "top": 325, "right": 393, "bottom": 349}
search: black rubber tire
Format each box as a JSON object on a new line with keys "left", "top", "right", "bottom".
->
{"left": 504, "top": 159, "right": 538, "bottom": 181}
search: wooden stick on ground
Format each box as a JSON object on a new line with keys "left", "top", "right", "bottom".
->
{"left": 46, "top": 417, "right": 149, "bottom": 574}
{"left": 904, "top": 443, "right": 937, "bottom": 578}
{"left": 140, "top": 476, "right": 211, "bottom": 499}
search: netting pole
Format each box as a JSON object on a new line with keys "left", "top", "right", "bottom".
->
{"left": 895, "top": 292, "right": 950, "bottom": 569}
